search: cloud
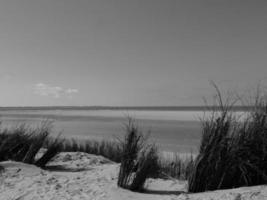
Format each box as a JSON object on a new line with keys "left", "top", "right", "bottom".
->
{"left": 34, "top": 83, "right": 79, "bottom": 98}
{"left": 65, "top": 88, "right": 79, "bottom": 94}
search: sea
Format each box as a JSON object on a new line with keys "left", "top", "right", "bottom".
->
{"left": 0, "top": 107, "right": 247, "bottom": 154}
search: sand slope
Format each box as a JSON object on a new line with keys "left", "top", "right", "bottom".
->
{"left": 0, "top": 152, "right": 266, "bottom": 200}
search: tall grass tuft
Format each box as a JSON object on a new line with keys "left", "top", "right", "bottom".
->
{"left": 35, "top": 136, "right": 63, "bottom": 168}
{"left": 0, "top": 124, "right": 29, "bottom": 161}
{"left": 117, "top": 119, "right": 144, "bottom": 188}
{"left": 188, "top": 84, "right": 267, "bottom": 192}
{"left": 23, "top": 124, "right": 51, "bottom": 164}
{"left": 117, "top": 118, "right": 159, "bottom": 191}
{"left": 0, "top": 122, "right": 61, "bottom": 168}
{"left": 130, "top": 145, "right": 159, "bottom": 191}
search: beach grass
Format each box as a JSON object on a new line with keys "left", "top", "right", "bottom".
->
{"left": 0, "top": 122, "right": 61, "bottom": 168}
{"left": 59, "top": 137, "right": 122, "bottom": 163}
{"left": 129, "top": 145, "right": 159, "bottom": 191}
{"left": 188, "top": 84, "right": 267, "bottom": 192}
{"left": 158, "top": 153, "right": 194, "bottom": 180}
{"left": 35, "top": 136, "right": 63, "bottom": 168}
{"left": 117, "top": 118, "right": 160, "bottom": 191}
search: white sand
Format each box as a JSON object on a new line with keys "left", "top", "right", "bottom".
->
{"left": 0, "top": 152, "right": 266, "bottom": 200}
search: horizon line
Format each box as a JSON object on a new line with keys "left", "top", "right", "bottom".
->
{"left": 0, "top": 105, "right": 255, "bottom": 111}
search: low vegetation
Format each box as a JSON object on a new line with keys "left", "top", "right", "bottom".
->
{"left": 60, "top": 138, "right": 122, "bottom": 163}
{"left": 117, "top": 119, "right": 159, "bottom": 191}
{"left": 0, "top": 122, "right": 62, "bottom": 168}
{"left": 188, "top": 84, "right": 267, "bottom": 192}
{"left": 129, "top": 145, "right": 159, "bottom": 191}
{"left": 36, "top": 136, "right": 63, "bottom": 168}
{"left": 158, "top": 153, "right": 194, "bottom": 180}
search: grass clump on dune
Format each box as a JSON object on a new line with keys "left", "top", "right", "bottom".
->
{"left": 36, "top": 135, "right": 63, "bottom": 168}
{"left": 117, "top": 118, "right": 159, "bottom": 191}
{"left": 189, "top": 84, "right": 267, "bottom": 192}
{"left": 0, "top": 122, "right": 62, "bottom": 168}
{"left": 129, "top": 145, "right": 159, "bottom": 191}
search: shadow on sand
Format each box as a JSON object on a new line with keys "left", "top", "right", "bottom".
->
{"left": 44, "top": 165, "right": 93, "bottom": 172}
{"left": 141, "top": 189, "right": 185, "bottom": 195}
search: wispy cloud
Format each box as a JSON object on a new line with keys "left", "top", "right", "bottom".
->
{"left": 65, "top": 88, "right": 79, "bottom": 94}
{"left": 34, "top": 83, "right": 79, "bottom": 98}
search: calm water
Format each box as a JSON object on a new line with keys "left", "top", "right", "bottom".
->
{"left": 0, "top": 109, "right": 244, "bottom": 153}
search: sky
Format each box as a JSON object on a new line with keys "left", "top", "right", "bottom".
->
{"left": 0, "top": 0, "right": 267, "bottom": 106}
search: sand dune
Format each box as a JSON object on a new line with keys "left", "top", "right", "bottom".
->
{"left": 0, "top": 152, "right": 266, "bottom": 200}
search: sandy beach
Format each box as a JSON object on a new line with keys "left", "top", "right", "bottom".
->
{"left": 1, "top": 151, "right": 266, "bottom": 200}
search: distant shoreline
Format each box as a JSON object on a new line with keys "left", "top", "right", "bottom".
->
{"left": 0, "top": 106, "right": 254, "bottom": 111}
